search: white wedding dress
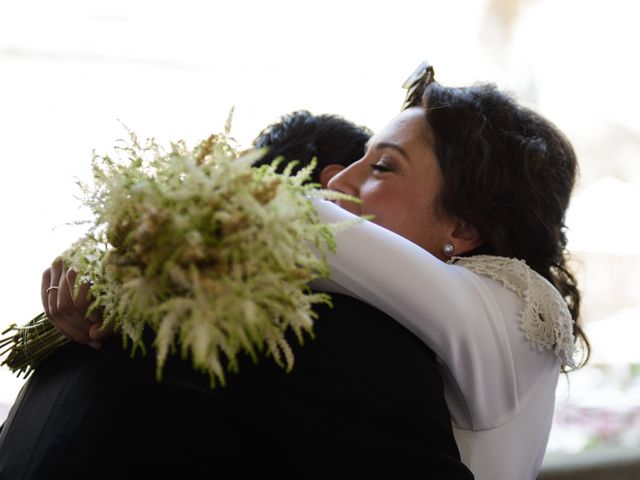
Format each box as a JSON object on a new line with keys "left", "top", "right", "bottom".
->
{"left": 313, "top": 200, "right": 576, "bottom": 480}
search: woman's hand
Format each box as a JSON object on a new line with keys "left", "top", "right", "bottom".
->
{"left": 41, "top": 259, "right": 115, "bottom": 348}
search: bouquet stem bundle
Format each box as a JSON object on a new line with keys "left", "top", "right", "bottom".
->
{"left": 0, "top": 313, "right": 69, "bottom": 378}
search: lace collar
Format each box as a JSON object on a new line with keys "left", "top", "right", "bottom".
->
{"left": 450, "top": 255, "right": 577, "bottom": 369}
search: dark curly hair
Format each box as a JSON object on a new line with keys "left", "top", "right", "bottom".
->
{"left": 421, "top": 83, "right": 590, "bottom": 368}
{"left": 252, "top": 110, "right": 372, "bottom": 184}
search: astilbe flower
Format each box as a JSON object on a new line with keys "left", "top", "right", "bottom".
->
{"left": 1, "top": 121, "right": 355, "bottom": 386}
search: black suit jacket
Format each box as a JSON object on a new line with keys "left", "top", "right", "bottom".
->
{"left": 0, "top": 294, "right": 473, "bottom": 479}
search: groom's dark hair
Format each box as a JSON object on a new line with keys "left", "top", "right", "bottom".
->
{"left": 252, "top": 110, "right": 371, "bottom": 183}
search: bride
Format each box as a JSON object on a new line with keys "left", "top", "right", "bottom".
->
{"left": 37, "top": 74, "right": 588, "bottom": 479}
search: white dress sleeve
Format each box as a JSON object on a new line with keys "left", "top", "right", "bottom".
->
{"left": 311, "top": 200, "right": 574, "bottom": 430}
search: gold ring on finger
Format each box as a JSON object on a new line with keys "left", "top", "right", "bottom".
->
{"left": 46, "top": 286, "right": 60, "bottom": 294}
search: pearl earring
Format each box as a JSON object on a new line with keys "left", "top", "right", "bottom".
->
{"left": 442, "top": 243, "right": 454, "bottom": 257}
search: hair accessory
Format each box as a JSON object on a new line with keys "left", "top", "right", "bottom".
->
{"left": 402, "top": 60, "right": 435, "bottom": 110}
{"left": 46, "top": 286, "right": 59, "bottom": 294}
{"left": 442, "top": 243, "right": 454, "bottom": 257}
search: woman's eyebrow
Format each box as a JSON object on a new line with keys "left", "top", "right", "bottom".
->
{"left": 375, "top": 142, "right": 410, "bottom": 161}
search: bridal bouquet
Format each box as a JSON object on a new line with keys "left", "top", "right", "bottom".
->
{"left": 0, "top": 116, "right": 353, "bottom": 386}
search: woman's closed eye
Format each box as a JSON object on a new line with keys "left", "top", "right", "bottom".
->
{"left": 370, "top": 160, "right": 394, "bottom": 173}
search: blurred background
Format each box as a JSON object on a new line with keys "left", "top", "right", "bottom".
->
{"left": 1, "top": 0, "right": 638, "bottom": 475}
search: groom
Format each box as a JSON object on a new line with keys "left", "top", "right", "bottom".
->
{"left": 0, "top": 112, "right": 473, "bottom": 479}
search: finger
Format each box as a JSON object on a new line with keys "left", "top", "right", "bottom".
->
{"left": 49, "top": 258, "right": 63, "bottom": 285}
{"left": 58, "top": 267, "right": 76, "bottom": 314}
{"left": 67, "top": 269, "right": 92, "bottom": 313}
{"left": 89, "top": 320, "right": 116, "bottom": 341}
{"left": 56, "top": 270, "right": 93, "bottom": 343}
{"left": 41, "top": 267, "right": 52, "bottom": 319}
{"left": 49, "top": 267, "right": 79, "bottom": 341}
{"left": 47, "top": 258, "right": 64, "bottom": 319}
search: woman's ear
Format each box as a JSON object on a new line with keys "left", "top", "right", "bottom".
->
{"left": 450, "top": 220, "right": 482, "bottom": 256}
{"left": 319, "top": 164, "right": 345, "bottom": 188}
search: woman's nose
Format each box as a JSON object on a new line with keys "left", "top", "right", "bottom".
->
{"left": 327, "top": 160, "right": 361, "bottom": 196}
